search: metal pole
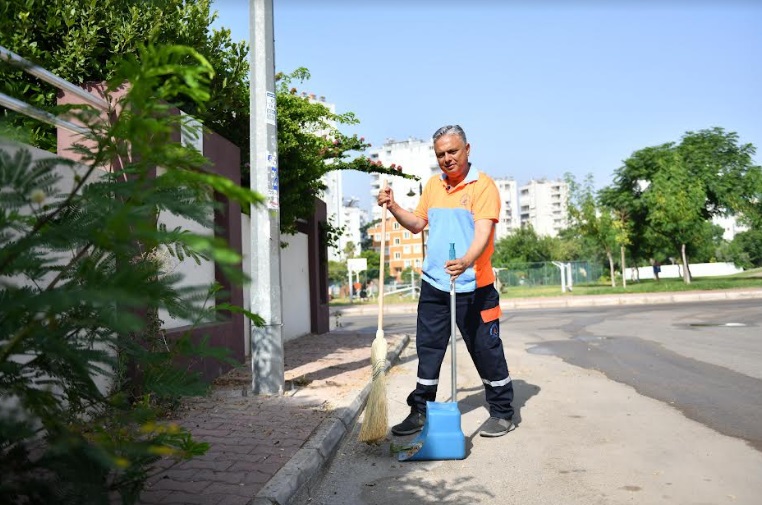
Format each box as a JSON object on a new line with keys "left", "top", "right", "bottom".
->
{"left": 449, "top": 243, "right": 457, "bottom": 402}
{"left": 450, "top": 279, "right": 457, "bottom": 402}
{"left": 552, "top": 261, "right": 566, "bottom": 293}
{"left": 250, "top": 0, "right": 284, "bottom": 395}
{"left": 419, "top": 183, "right": 426, "bottom": 262}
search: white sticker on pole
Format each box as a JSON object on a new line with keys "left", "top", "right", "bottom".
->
{"left": 267, "top": 152, "right": 279, "bottom": 209}
{"left": 347, "top": 258, "right": 367, "bottom": 272}
{"left": 266, "top": 92, "right": 277, "bottom": 125}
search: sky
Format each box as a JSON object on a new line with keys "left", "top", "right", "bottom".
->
{"left": 212, "top": 0, "right": 762, "bottom": 212}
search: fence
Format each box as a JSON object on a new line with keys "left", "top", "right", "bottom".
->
{"left": 494, "top": 261, "right": 606, "bottom": 290}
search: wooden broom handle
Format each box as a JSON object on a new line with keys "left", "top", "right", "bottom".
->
{"left": 377, "top": 180, "right": 388, "bottom": 328}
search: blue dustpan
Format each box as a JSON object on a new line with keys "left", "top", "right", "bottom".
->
{"left": 399, "top": 244, "right": 466, "bottom": 461}
{"left": 397, "top": 401, "right": 465, "bottom": 461}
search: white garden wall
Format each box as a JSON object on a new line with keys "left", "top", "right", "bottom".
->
{"left": 631, "top": 262, "right": 743, "bottom": 281}
{"left": 242, "top": 214, "right": 311, "bottom": 357}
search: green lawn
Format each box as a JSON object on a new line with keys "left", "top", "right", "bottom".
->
{"left": 329, "top": 270, "right": 762, "bottom": 307}
{"left": 501, "top": 275, "right": 762, "bottom": 299}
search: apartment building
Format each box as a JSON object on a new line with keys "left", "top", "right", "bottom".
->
{"left": 339, "top": 197, "right": 366, "bottom": 257}
{"left": 321, "top": 168, "right": 345, "bottom": 260}
{"left": 367, "top": 215, "right": 427, "bottom": 281}
{"left": 712, "top": 214, "right": 748, "bottom": 241}
{"left": 494, "top": 177, "right": 520, "bottom": 241}
{"left": 301, "top": 93, "right": 368, "bottom": 261}
{"left": 368, "top": 137, "right": 440, "bottom": 221}
{"left": 519, "top": 179, "right": 569, "bottom": 237}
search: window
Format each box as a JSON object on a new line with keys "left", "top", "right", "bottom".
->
{"left": 413, "top": 245, "right": 421, "bottom": 253}
{"left": 394, "top": 252, "right": 401, "bottom": 259}
{"left": 403, "top": 246, "right": 411, "bottom": 254}
{"left": 374, "top": 233, "right": 380, "bottom": 241}
{"left": 403, "top": 231, "right": 410, "bottom": 239}
{"left": 394, "top": 238, "right": 400, "bottom": 245}
{"left": 415, "top": 259, "right": 421, "bottom": 267}
{"left": 404, "top": 260, "right": 411, "bottom": 267}
{"left": 393, "top": 222, "right": 400, "bottom": 230}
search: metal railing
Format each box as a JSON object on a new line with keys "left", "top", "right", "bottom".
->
{"left": 0, "top": 45, "right": 109, "bottom": 134}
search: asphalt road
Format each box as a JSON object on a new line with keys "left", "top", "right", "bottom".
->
{"left": 519, "top": 299, "right": 762, "bottom": 451}
{"left": 294, "top": 299, "right": 762, "bottom": 505}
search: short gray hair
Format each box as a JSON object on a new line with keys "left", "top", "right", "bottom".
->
{"left": 432, "top": 124, "right": 467, "bottom": 145}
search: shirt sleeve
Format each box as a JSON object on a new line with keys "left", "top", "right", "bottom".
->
{"left": 472, "top": 175, "right": 500, "bottom": 222}
{"left": 413, "top": 177, "right": 432, "bottom": 222}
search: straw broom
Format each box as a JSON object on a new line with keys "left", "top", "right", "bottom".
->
{"left": 359, "top": 181, "right": 389, "bottom": 443}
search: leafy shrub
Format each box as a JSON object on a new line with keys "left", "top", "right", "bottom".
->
{"left": 0, "top": 45, "right": 262, "bottom": 504}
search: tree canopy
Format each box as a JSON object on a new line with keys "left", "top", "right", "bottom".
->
{"left": 275, "top": 68, "right": 414, "bottom": 235}
{"left": 493, "top": 225, "right": 555, "bottom": 266}
{"left": 597, "top": 128, "right": 761, "bottom": 281}
{"left": 1, "top": 0, "right": 249, "bottom": 156}
{"left": 0, "top": 0, "right": 415, "bottom": 236}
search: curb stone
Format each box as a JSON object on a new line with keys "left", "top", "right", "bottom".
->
{"left": 333, "top": 287, "right": 762, "bottom": 315}
{"left": 251, "top": 334, "right": 411, "bottom": 505}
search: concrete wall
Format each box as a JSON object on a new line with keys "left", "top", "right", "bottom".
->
{"left": 0, "top": 139, "right": 114, "bottom": 406}
{"left": 280, "top": 232, "right": 311, "bottom": 341}
{"left": 156, "top": 115, "right": 216, "bottom": 329}
{"left": 242, "top": 214, "right": 311, "bottom": 353}
{"left": 630, "top": 262, "right": 743, "bottom": 281}
{"left": 57, "top": 83, "right": 246, "bottom": 380}
{"left": 156, "top": 166, "right": 217, "bottom": 330}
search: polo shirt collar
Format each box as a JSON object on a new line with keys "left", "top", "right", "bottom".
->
{"left": 440, "top": 163, "right": 479, "bottom": 189}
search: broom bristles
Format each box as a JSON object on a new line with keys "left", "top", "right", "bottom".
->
{"left": 370, "top": 329, "right": 387, "bottom": 364}
{"left": 359, "top": 374, "right": 387, "bottom": 443}
{"left": 359, "top": 331, "right": 388, "bottom": 443}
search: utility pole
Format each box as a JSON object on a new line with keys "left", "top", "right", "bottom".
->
{"left": 250, "top": 0, "right": 284, "bottom": 395}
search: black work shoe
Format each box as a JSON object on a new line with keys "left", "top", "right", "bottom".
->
{"left": 391, "top": 411, "right": 426, "bottom": 436}
{"left": 479, "top": 417, "right": 515, "bottom": 437}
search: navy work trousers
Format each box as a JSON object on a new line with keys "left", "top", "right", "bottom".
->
{"left": 407, "top": 280, "right": 514, "bottom": 420}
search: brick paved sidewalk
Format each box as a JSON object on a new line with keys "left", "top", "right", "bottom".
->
{"left": 138, "top": 331, "right": 406, "bottom": 505}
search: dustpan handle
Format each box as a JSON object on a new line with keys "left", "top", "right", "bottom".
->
{"left": 449, "top": 243, "right": 457, "bottom": 402}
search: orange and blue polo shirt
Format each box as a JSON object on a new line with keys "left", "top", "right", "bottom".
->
{"left": 414, "top": 168, "right": 500, "bottom": 293}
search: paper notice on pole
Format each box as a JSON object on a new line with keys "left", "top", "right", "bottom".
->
{"left": 267, "top": 152, "right": 279, "bottom": 209}
{"left": 266, "top": 92, "right": 276, "bottom": 125}
{"left": 347, "top": 258, "right": 367, "bottom": 271}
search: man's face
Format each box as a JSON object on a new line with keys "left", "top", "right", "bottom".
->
{"left": 434, "top": 133, "right": 470, "bottom": 183}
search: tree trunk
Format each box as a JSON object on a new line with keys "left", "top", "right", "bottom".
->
{"left": 620, "top": 245, "right": 627, "bottom": 288}
{"left": 681, "top": 243, "right": 691, "bottom": 284}
{"left": 607, "top": 250, "right": 616, "bottom": 287}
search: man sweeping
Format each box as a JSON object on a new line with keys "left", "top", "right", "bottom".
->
{"left": 376, "top": 124, "right": 515, "bottom": 438}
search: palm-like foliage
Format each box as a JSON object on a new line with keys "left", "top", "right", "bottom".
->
{"left": 0, "top": 45, "right": 263, "bottom": 504}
